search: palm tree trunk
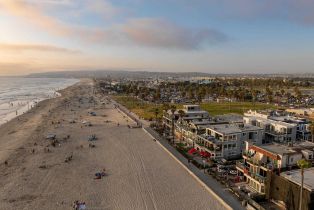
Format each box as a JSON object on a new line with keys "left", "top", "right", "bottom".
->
{"left": 299, "top": 168, "right": 304, "bottom": 210}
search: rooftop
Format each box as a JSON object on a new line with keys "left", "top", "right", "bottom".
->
{"left": 258, "top": 144, "right": 298, "bottom": 156}
{"left": 281, "top": 168, "right": 314, "bottom": 191}
{"left": 215, "top": 114, "right": 243, "bottom": 123}
{"left": 208, "top": 124, "right": 262, "bottom": 135}
{"left": 244, "top": 115, "right": 297, "bottom": 127}
{"left": 253, "top": 141, "right": 314, "bottom": 156}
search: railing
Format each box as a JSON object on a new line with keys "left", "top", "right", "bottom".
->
{"left": 236, "top": 161, "right": 247, "bottom": 171}
{"left": 250, "top": 173, "right": 266, "bottom": 184}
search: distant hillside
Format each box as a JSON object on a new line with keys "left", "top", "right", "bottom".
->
{"left": 26, "top": 70, "right": 211, "bottom": 79}
{"left": 26, "top": 70, "right": 314, "bottom": 79}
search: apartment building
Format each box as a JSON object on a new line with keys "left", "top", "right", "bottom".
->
{"left": 162, "top": 104, "right": 210, "bottom": 132}
{"left": 175, "top": 113, "right": 244, "bottom": 147}
{"left": 271, "top": 115, "right": 312, "bottom": 141}
{"left": 244, "top": 109, "right": 312, "bottom": 142}
{"left": 236, "top": 141, "right": 314, "bottom": 196}
{"left": 194, "top": 124, "right": 264, "bottom": 160}
{"left": 244, "top": 115, "right": 297, "bottom": 143}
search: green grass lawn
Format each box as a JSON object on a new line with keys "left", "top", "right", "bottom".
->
{"left": 112, "top": 96, "right": 280, "bottom": 119}
{"left": 200, "top": 102, "right": 279, "bottom": 116}
{"left": 112, "top": 96, "right": 164, "bottom": 120}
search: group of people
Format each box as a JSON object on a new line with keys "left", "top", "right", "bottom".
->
{"left": 72, "top": 200, "right": 86, "bottom": 210}
{"left": 94, "top": 168, "right": 106, "bottom": 179}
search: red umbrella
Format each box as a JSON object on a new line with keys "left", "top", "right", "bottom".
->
{"left": 203, "top": 151, "right": 211, "bottom": 158}
{"left": 188, "top": 148, "right": 197, "bottom": 154}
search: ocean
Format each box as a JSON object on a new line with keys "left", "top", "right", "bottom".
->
{"left": 0, "top": 77, "right": 78, "bottom": 125}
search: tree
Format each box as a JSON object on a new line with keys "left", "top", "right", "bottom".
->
{"left": 154, "top": 88, "right": 161, "bottom": 102}
{"left": 280, "top": 89, "right": 285, "bottom": 97}
{"left": 177, "top": 110, "right": 185, "bottom": 143}
{"left": 310, "top": 122, "right": 314, "bottom": 143}
{"left": 178, "top": 110, "right": 185, "bottom": 121}
{"left": 154, "top": 108, "right": 160, "bottom": 123}
{"left": 294, "top": 87, "right": 302, "bottom": 102}
{"left": 252, "top": 89, "right": 258, "bottom": 108}
{"left": 266, "top": 87, "right": 273, "bottom": 103}
{"left": 170, "top": 105, "right": 176, "bottom": 144}
{"left": 297, "top": 159, "right": 311, "bottom": 210}
{"left": 162, "top": 103, "right": 170, "bottom": 112}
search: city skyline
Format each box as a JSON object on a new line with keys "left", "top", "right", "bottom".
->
{"left": 1, "top": 0, "right": 314, "bottom": 75}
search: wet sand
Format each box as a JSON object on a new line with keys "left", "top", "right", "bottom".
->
{"left": 0, "top": 79, "right": 227, "bottom": 210}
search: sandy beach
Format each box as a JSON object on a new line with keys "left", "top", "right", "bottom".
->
{"left": 0, "top": 79, "right": 227, "bottom": 210}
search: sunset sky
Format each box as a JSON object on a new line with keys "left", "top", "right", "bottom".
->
{"left": 1, "top": 0, "right": 314, "bottom": 75}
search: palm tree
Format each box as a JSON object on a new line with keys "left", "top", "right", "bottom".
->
{"left": 178, "top": 110, "right": 185, "bottom": 143}
{"left": 309, "top": 122, "right": 314, "bottom": 143}
{"left": 252, "top": 89, "right": 258, "bottom": 109}
{"left": 170, "top": 105, "right": 176, "bottom": 144}
{"left": 154, "top": 108, "right": 160, "bottom": 123}
{"left": 297, "top": 159, "right": 311, "bottom": 210}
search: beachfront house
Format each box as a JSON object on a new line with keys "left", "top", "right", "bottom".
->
{"left": 194, "top": 124, "right": 264, "bottom": 160}
{"left": 236, "top": 141, "right": 314, "bottom": 197}
{"left": 244, "top": 115, "right": 297, "bottom": 144}
{"left": 163, "top": 104, "right": 210, "bottom": 136}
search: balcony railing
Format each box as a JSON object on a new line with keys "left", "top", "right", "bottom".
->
{"left": 237, "top": 161, "right": 267, "bottom": 184}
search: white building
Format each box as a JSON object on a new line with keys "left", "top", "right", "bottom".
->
{"left": 244, "top": 115, "right": 297, "bottom": 143}
{"left": 195, "top": 124, "right": 264, "bottom": 160}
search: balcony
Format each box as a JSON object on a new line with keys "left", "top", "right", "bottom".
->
{"left": 251, "top": 173, "right": 266, "bottom": 184}
{"left": 237, "top": 162, "right": 267, "bottom": 184}
{"left": 236, "top": 161, "right": 248, "bottom": 172}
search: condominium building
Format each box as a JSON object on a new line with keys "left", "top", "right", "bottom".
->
{"left": 162, "top": 105, "right": 210, "bottom": 134}
{"left": 194, "top": 124, "right": 264, "bottom": 160}
{"left": 236, "top": 141, "right": 314, "bottom": 196}
{"left": 244, "top": 115, "right": 297, "bottom": 143}
{"left": 244, "top": 109, "right": 311, "bottom": 142}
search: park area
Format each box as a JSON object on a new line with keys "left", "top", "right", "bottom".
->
{"left": 112, "top": 96, "right": 278, "bottom": 120}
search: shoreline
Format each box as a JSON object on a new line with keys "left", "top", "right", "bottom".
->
{"left": 0, "top": 80, "right": 79, "bottom": 127}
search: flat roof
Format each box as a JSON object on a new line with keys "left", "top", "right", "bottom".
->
{"left": 255, "top": 141, "right": 314, "bottom": 156}
{"left": 270, "top": 116, "right": 307, "bottom": 123}
{"left": 244, "top": 115, "right": 297, "bottom": 127}
{"left": 215, "top": 114, "right": 243, "bottom": 122}
{"left": 207, "top": 124, "right": 262, "bottom": 135}
{"left": 281, "top": 168, "right": 314, "bottom": 191}
{"left": 259, "top": 144, "right": 297, "bottom": 156}
{"left": 184, "top": 110, "right": 209, "bottom": 114}
{"left": 183, "top": 104, "right": 200, "bottom": 107}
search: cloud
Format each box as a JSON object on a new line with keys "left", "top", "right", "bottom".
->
{"left": 87, "top": 0, "right": 122, "bottom": 19}
{"left": 0, "top": 1, "right": 227, "bottom": 50}
{"left": 0, "top": 0, "right": 72, "bottom": 36}
{"left": 176, "top": 0, "right": 314, "bottom": 25}
{"left": 120, "top": 18, "right": 227, "bottom": 49}
{"left": 0, "top": 43, "right": 80, "bottom": 53}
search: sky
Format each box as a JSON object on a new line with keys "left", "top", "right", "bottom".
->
{"left": 1, "top": 0, "right": 314, "bottom": 75}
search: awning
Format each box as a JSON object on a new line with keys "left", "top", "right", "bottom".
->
{"left": 200, "top": 151, "right": 210, "bottom": 158}
{"left": 188, "top": 148, "right": 197, "bottom": 154}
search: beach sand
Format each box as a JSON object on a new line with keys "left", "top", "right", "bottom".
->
{"left": 0, "top": 79, "right": 226, "bottom": 210}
